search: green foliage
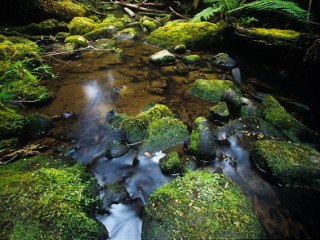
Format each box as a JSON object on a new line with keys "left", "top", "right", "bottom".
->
{"left": 0, "top": 155, "right": 107, "bottom": 240}
{"left": 239, "top": 16, "right": 259, "bottom": 26}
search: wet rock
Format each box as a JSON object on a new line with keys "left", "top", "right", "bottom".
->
{"left": 209, "top": 53, "right": 236, "bottom": 69}
{"left": 251, "top": 140, "right": 320, "bottom": 191}
{"left": 209, "top": 102, "right": 230, "bottom": 125}
{"left": 221, "top": 88, "right": 243, "bottom": 116}
{"left": 26, "top": 114, "right": 53, "bottom": 139}
{"left": 174, "top": 63, "right": 189, "bottom": 75}
{"left": 105, "top": 139, "right": 129, "bottom": 159}
{"left": 174, "top": 44, "right": 186, "bottom": 54}
{"left": 159, "top": 151, "right": 182, "bottom": 175}
{"left": 64, "top": 35, "right": 88, "bottom": 48}
{"left": 149, "top": 49, "right": 176, "bottom": 66}
{"left": 92, "top": 38, "right": 116, "bottom": 49}
{"left": 105, "top": 108, "right": 129, "bottom": 130}
{"left": 189, "top": 79, "right": 241, "bottom": 102}
{"left": 69, "top": 17, "right": 96, "bottom": 35}
{"left": 84, "top": 27, "right": 113, "bottom": 41}
{"left": 100, "top": 182, "right": 131, "bottom": 211}
{"left": 61, "top": 111, "right": 75, "bottom": 119}
{"left": 240, "top": 103, "right": 261, "bottom": 117}
{"left": 231, "top": 67, "right": 242, "bottom": 84}
{"left": 261, "top": 95, "right": 320, "bottom": 148}
{"left": 212, "top": 116, "right": 286, "bottom": 141}
{"left": 114, "top": 28, "right": 136, "bottom": 40}
{"left": 182, "top": 55, "right": 202, "bottom": 65}
{"left": 186, "top": 117, "right": 216, "bottom": 162}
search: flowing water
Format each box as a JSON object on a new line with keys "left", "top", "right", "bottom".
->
{"left": 23, "top": 34, "right": 320, "bottom": 240}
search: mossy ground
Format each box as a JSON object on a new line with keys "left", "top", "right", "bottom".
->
{"left": 142, "top": 170, "right": 264, "bottom": 239}
{"left": 0, "top": 155, "right": 108, "bottom": 240}
{"left": 251, "top": 140, "right": 320, "bottom": 191}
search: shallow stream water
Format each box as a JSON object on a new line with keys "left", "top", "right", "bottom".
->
{"left": 24, "top": 34, "right": 320, "bottom": 240}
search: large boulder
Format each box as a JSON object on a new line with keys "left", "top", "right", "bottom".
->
{"left": 147, "top": 21, "right": 220, "bottom": 50}
{"left": 251, "top": 140, "right": 320, "bottom": 191}
{"left": 142, "top": 170, "right": 265, "bottom": 239}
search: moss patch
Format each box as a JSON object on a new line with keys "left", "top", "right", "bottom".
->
{"left": 251, "top": 140, "right": 320, "bottom": 191}
{"left": 147, "top": 21, "right": 220, "bottom": 50}
{"left": 142, "top": 170, "right": 264, "bottom": 239}
{"left": 64, "top": 35, "right": 88, "bottom": 48}
{"left": 119, "top": 104, "right": 174, "bottom": 143}
{"left": 0, "top": 155, "right": 107, "bottom": 239}
{"left": 68, "top": 17, "right": 97, "bottom": 35}
{"left": 189, "top": 79, "right": 241, "bottom": 102}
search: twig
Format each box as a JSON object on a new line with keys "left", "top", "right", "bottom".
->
{"left": 0, "top": 154, "right": 19, "bottom": 165}
{"left": 169, "top": 7, "right": 187, "bottom": 19}
{"left": 124, "top": 7, "right": 136, "bottom": 18}
{"left": 101, "top": 1, "right": 170, "bottom": 14}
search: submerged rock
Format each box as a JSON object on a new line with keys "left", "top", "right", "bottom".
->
{"left": 147, "top": 21, "right": 220, "bottom": 50}
{"left": 209, "top": 53, "right": 237, "bottom": 69}
{"left": 251, "top": 140, "right": 320, "bottom": 191}
{"left": 142, "top": 170, "right": 265, "bottom": 239}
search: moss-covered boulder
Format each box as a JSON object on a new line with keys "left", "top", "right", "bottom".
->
{"left": 119, "top": 104, "right": 174, "bottom": 144}
{"left": 84, "top": 27, "right": 113, "bottom": 41}
{"left": 209, "top": 101, "right": 230, "bottom": 124}
{"left": 159, "top": 151, "right": 182, "bottom": 175}
{"left": 139, "top": 117, "right": 189, "bottom": 155}
{"left": 251, "top": 140, "right": 320, "bottom": 191}
{"left": 212, "top": 116, "right": 286, "bottom": 141}
{"left": 64, "top": 35, "right": 88, "bottom": 48}
{"left": 0, "top": 155, "right": 108, "bottom": 239}
{"left": 189, "top": 79, "right": 241, "bottom": 102}
{"left": 142, "top": 170, "right": 265, "bottom": 239}
{"left": 140, "top": 16, "right": 158, "bottom": 32}
{"left": 147, "top": 21, "right": 220, "bottom": 50}
{"left": 187, "top": 117, "right": 216, "bottom": 162}
{"left": 0, "top": 102, "right": 27, "bottom": 141}
{"left": 182, "top": 54, "right": 202, "bottom": 65}
{"left": 69, "top": 17, "right": 97, "bottom": 35}
{"left": 114, "top": 28, "right": 136, "bottom": 40}
{"left": 261, "top": 95, "right": 319, "bottom": 147}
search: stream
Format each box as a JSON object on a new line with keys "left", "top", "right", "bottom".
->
{"left": 24, "top": 34, "right": 320, "bottom": 239}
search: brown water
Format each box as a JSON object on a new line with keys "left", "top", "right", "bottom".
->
{"left": 23, "top": 35, "right": 320, "bottom": 240}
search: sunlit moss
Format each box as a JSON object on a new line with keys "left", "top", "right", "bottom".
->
{"left": 0, "top": 155, "right": 108, "bottom": 239}
{"left": 251, "top": 140, "right": 320, "bottom": 191}
{"left": 142, "top": 170, "right": 264, "bottom": 239}
{"left": 119, "top": 104, "right": 174, "bottom": 143}
{"left": 147, "top": 21, "right": 220, "bottom": 50}
{"left": 68, "top": 17, "right": 97, "bottom": 35}
{"left": 64, "top": 35, "right": 88, "bottom": 48}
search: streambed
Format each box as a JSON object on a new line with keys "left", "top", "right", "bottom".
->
{"left": 24, "top": 35, "right": 320, "bottom": 239}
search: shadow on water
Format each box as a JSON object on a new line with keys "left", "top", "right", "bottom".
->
{"left": 32, "top": 37, "right": 320, "bottom": 239}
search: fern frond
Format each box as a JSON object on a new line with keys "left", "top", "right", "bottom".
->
{"left": 229, "top": 0, "right": 308, "bottom": 23}
{"left": 191, "top": 6, "right": 222, "bottom": 22}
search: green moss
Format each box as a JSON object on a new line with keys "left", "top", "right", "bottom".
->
{"left": 57, "top": 1, "right": 86, "bottom": 19}
{"left": 84, "top": 27, "right": 112, "bottom": 41}
{"left": 160, "top": 151, "right": 182, "bottom": 174}
{"left": 15, "top": 19, "right": 68, "bottom": 35}
{"left": 140, "top": 16, "right": 158, "bottom": 31}
{"left": 189, "top": 79, "right": 241, "bottom": 102}
{"left": 261, "top": 95, "right": 319, "bottom": 144}
{"left": 142, "top": 170, "right": 264, "bottom": 239}
{"left": 147, "top": 21, "right": 220, "bottom": 50}
{"left": 26, "top": 114, "right": 53, "bottom": 138}
{"left": 119, "top": 104, "right": 174, "bottom": 143}
{"left": 0, "top": 138, "right": 19, "bottom": 150}
{"left": 251, "top": 28, "right": 300, "bottom": 41}
{"left": 182, "top": 55, "right": 202, "bottom": 65}
{"left": 99, "top": 14, "right": 125, "bottom": 28}
{"left": 64, "top": 35, "right": 88, "bottom": 48}
{"left": 251, "top": 140, "right": 320, "bottom": 191}
{"left": 139, "top": 117, "right": 189, "bottom": 154}
{"left": 68, "top": 17, "right": 97, "bottom": 35}
{"left": 0, "top": 103, "right": 27, "bottom": 140}
{"left": 209, "top": 102, "right": 229, "bottom": 118}
{"left": 0, "top": 155, "right": 107, "bottom": 240}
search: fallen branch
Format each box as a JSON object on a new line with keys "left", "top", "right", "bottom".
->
{"left": 169, "top": 7, "right": 187, "bottom": 19}
{"left": 101, "top": 1, "right": 170, "bottom": 14}
{"left": 124, "top": 7, "right": 136, "bottom": 18}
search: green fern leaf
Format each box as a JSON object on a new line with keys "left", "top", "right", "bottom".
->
{"left": 191, "top": 6, "right": 223, "bottom": 22}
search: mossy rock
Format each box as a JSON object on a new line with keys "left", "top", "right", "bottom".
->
{"left": 182, "top": 55, "right": 202, "bottom": 65}
{"left": 64, "top": 35, "right": 88, "bottom": 48}
{"left": 26, "top": 113, "right": 53, "bottom": 139}
{"left": 142, "top": 170, "right": 265, "bottom": 239}
{"left": 69, "top": 17, "right": 97, "bottom": 35}
{"left": 0, "top": 155, "right": 108, "bottom": 239}
{"left": 251, "top": 140, "right": 320, "bottom": 191}
{"left": 159, "top": 151, "right": 182, "bottom": 175}
{"left": 187, "top": 116, "right": 216, "bottom": 162}
{"left": 189, "top": 79, "right": 241, "bottom": 102}
{"left": 261, "top": 95, "right": 319, "bottom": 147}
{"left": 139, "top": 117, "right": 189, "bottom": 155}
{"left": 13, "top": 19, "right": 68, "bottom": 35}
{"left": 0, "top": 102, "right": 27, "bottom": 140}
{"left": 119, "top": 104, "right": 174, "bottom": 144}
{"left": 147, "top": 21, "right": 220, "bottom": 50}
{"left": 209, "top": 102, "right": 230, "bottom": 123}
{"left": 84, "top": 27, "right": 113, "bottom": 41}
{"left": 140, "top": 16, "right": 158, "bottom": 31}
